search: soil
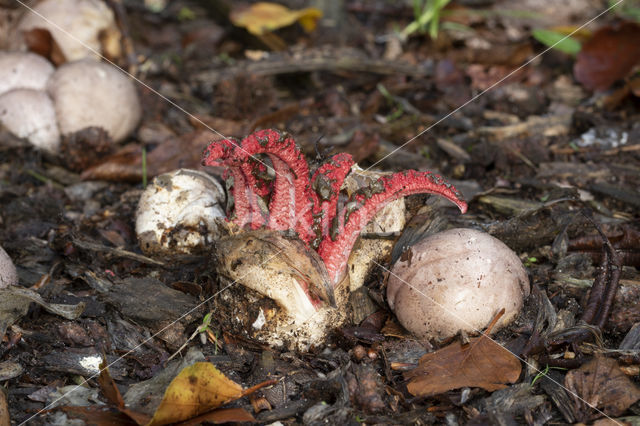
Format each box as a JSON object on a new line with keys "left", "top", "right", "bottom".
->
{"left": 1, "top": 0, "right": 640, "bottom": 424}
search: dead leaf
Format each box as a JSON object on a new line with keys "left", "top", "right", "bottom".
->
{"left": 405, "top": 311, "right": 521, "bottom": 396}
{"left": 574, "top": 21, "right": 640, "bottom": 91}
{"left": 0, "top": 286, "right": 85, "bottom": 338}
{"left": 98, "top": 358, "right": 124, "bottom": 408}
{"left": 177, "top": 407, "right": 256, "bottom": 425}
{"left": 99, "top": 357, "right": 148, "bottom": 426}
{"left": 81, "top": 130, "right": 220, "bottom": 182}
{"left": 96, "top": 355, "right": 151, "bottom": 425}
{"left": 230, "top": 2, "right": 322, "bottom": 36}
{"left": 55, "top": 406, "right": 140, "bottom": 425}
{"left": 147, "top": 362, "right": 243, "bottom": 426}
{"left": 564, "top": 356, "right": 640, "bottom": 422}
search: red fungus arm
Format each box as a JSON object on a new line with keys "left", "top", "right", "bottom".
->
{"left": 203, "top": 138, "right": 264, "bottom": 228}
{"left": 310, "top": 153, "right": 354, "bottom": 248}
{"left": 318, "top": 170, "right": 468, "bottom": 283}
{"left": 237, "top": 129, "right": 317, "bottom": 243}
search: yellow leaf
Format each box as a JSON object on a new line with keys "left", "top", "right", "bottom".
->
{"left": 230, "top": 2, "right": 322, "bottom": 36}
{"left": 148, "top": 362, "right": 243, "bottom": 426}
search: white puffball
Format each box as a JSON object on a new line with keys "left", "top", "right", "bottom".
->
{"left": 0, "top": 88, "right": 60, "bottom": 152}
{"left": 0, "top": 52, "right": 55, "bottom": 96}
{"left": 0, "top": 245, "right": 18, "bottom": 289}
{"left": 47, "top": 59, "right": 141, "bottom": 143}
{"left": 387, "top": 228, "right": 529, "bottom": 341}
{"left": 136, "top": 169, "right": 227, "bottom": 255}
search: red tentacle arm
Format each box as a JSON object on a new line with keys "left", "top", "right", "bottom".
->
{"left": 310, "top": 153, "right": 355, "bottom": 248}
{"left": 267, "top": 157, "right": 297, "bottom": 230}
{"left": 202, "top": 138, "right": 263, "bottom": 228}
{"left": 317, "top": 170, "right": 468, "bottom": 284}
{"left": 238, "top": 129, "right": 317, "bottom": 243}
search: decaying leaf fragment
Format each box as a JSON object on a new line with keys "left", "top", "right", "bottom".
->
{"left": 0, "top": 286, "right": 85, "bottom": 338}
{"left": 574, "top": 21, "right": 640, "bottom": 91}
{"left": 230, "top": 2, "right": 322, "bottom": 36}
{"left": 565, "top": 356, "right": 640, "bottom": 422}
{"left": 405, "top": 311, "right": 521, "bottom": 397}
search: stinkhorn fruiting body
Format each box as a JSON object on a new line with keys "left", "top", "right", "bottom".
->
{"left": 202, "top": 129, "right": 468, "bottom": 349}
{"left": 203, "top": 129, "right": 467, "bottom": 283}
{"left": 0, "top": 245, "right": 18, "bottom": 289}
{"left": 387, "top": 228, "right": 530, "bottom": 341}
{"left": 310, "top": 152, "right": 355, "bottom": 245}
{"left": 135, "top": 169, "right": 227, "bottom": 255}
{"left": 203, "top": 129, "right": 317, "bottom": 243}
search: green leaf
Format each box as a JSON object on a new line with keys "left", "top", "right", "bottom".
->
{"left": 532, "top": 29, "right": 581, "bottom": 55}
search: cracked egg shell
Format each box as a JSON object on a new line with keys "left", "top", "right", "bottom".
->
{"left": 387, "top": 228, "right": 529, "bottom": 341}
{"left": 0, "top": 245, "right": 18, "bottom": 289}
{"left": 135, "top": 169, "right": 227, "bottom": 255}
{"left": 212, "top": 229, "right": 349, "bottom": 351}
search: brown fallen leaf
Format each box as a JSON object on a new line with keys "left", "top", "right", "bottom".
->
{"left": 55, "top": 406, "right": 140, "bottom": 426}
{"left": 177, "top": 407, "right": 256, "bottom": 426}
{"left": 564, "top": 356, "right": 640, "bottom": 422}
{"left": 405, "top": 310, "right": 521, "bottom": 397}
{"left": 22, "top": 28, "right": 65, "bottom": 65}
{"left": 81, "top": 130, "right": 220, "bottom": 182}
{"left": 98, "top": 358, "right": 124, "bottom": 408}
{"left": 98, "top": 358, "right": 151, "bottom": 425}
{"left": 574, "top": 21, "right": 640, "bottom": 91}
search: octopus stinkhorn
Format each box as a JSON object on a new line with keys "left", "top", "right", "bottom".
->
{"left": 203, "top": 129, "right": 467, "bottom": 349}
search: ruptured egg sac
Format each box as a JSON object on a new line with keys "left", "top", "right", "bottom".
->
{"left": 135, "top": 169, "right": 227, "bottom": 255}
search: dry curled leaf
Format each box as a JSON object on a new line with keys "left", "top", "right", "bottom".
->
{"left": 564, "top": 356, "right": 640, "bottom": 422}
{"left": 230, "top": 2, "right": 322, "bottom": 36}
{"left": 574, "top": 21, "right": 640, "bottom": 91}
{"left": 405, "top": 311, "right": 521, "bottom": 397}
